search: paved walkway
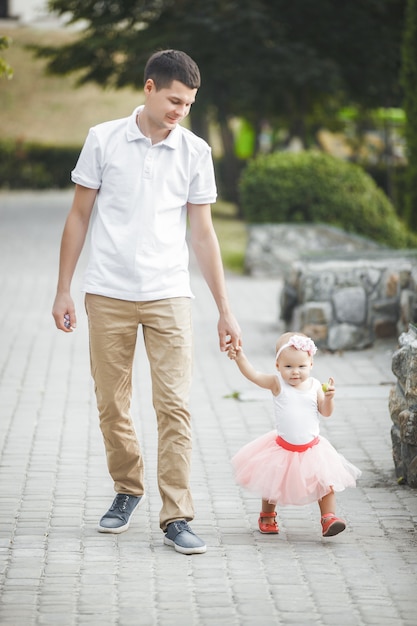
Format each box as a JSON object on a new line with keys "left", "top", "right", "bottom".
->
{"left": 0, "top": 190, "right": 416, "bottom": 626}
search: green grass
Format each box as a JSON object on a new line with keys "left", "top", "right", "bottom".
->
{"left": 0, "top": 27, "right": 141, "bottom": 146}
{"left": 212, "top": 201, "right": 247, "bottom": 274}
{"left": 1, "top": 27, "right": 247, "bottom": 272}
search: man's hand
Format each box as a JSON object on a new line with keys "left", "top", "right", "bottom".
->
{"left": 52, "top": 292, "right": 77, "bottom": 332}
{"left": 218, "top": 312, "right": 242, "bottom": 352}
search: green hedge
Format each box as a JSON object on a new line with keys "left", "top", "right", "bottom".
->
{"left": 239, "top": 151, "right": 417, "bottom": 249}
{"left": 0, "top": 140, "right": 80, "bottom": 189}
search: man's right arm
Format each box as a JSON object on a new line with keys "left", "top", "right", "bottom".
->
{"left": 52, "top": 185, "right": 98, "bottom": 332}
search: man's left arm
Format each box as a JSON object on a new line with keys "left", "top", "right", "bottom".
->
{"left": 187, "top": 202, "right": 241, "bottom": 351}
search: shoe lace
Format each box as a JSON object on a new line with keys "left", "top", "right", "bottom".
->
{"left": 172, "top": 520, "right": 192, "bottom": 534}
{"left": 111, "top": 494, "right": 130, "bottom": 511}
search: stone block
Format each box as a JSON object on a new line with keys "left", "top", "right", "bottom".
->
{"left": 399, "top": 269, "right": 412, "bottom": 289}
{"left": 299, "top": 271, "right": 335, "bottom": 302}
{"left": 373, "top": 318, "right": 398, "bottom": 339}
{"left": 327, "top": 323, "right": 370, "bottom": 351}
{"left": 371, "top": 297, "right": 399, "bottom": 317}
{"left": 390, "top": 326, "right": 417, "bottom": 488}
{"left": 384, "top": 272, "right": 400, "bottom": 298}
{"left": 332, "top": 286, "right": 367, "bottom": 324}
{"left": 388, "top": 385, "right": 407, "bottom": 427}
{"left": 389, "top": 387, "right": 406, "bottom": 423}
{"left": 404, "top": 351, "right": 417, "bottom": 401}
{"left": 301, "top": 324, "right": 328, "bottom": 345}
{"left": 401, "top": 442, "right": 417, "bottom": 485}
{"left": 407, "top": 454, "right": 417, "bottom": 488}
{"left": 399, "top": 410, "right": 417, "bottom": 445}
{"left": 299, "top": 301, "right": 333, "bottom": 325}
{"left": 361, "top": 267, "right": 382, "bottom": 291}
{"left": 390, "top": 425, "right": 404, "bottom": 478}
{"left": 391, "top": 345, "right": 408, "bottom": 385}
{"left": 399, "top": 289, "right": 416, "bottom": 329}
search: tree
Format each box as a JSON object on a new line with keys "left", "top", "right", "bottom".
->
{"left": 401, "top": 0, "right": 417, "bottom": 230}
{"left": 36, "top": 0, "right": 406, "bottom": 201}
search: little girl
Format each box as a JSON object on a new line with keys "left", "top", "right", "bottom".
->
{"left": 227, "top": 331, "right": 361, "bottom": 537}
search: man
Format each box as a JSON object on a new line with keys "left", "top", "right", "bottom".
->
{"left": 52, "top": 49, "right": 241, "bottom": 555}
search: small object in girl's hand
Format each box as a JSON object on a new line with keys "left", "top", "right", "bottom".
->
{"left": 64, "top": 314, "right": 71, "bottom": 329}
{"left": 322, "top": 381, "right": 330, "bottom": 392}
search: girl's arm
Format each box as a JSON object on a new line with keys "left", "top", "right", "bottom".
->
{"left": 228, "top": 346, "right": 280, "bottom": 394}
{"left": 317, "top": 376, "right": 335, "bottom": 417}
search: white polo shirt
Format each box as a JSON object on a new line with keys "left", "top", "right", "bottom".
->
{"left": 71, "top": 105, "right": 217, "bottom": 301}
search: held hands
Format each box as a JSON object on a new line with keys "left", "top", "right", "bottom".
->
{"left": 226, "top": 343, "right": 242, "bottom": 361}
{"left": 218, "top": 312, "right": 241, "bottom": 353}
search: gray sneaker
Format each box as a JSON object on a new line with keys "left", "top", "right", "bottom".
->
{"left": 98, "top": 493, "right": 145, "bottom": 533}
{"left": 163, "top": 520, "right": 207, "bottom": 554}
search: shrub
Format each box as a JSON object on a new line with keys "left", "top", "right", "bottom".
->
{"left": 239, "top": 150, "right": 417, "bottom": 249}
{"left": 0, "top": 140, "right": 80, "bottom": 189}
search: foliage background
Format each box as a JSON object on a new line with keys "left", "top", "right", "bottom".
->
{"left": 30, "top": 0, "right": 407, "bottom": 205}
{"left": 0, "top": 0, "right": 414, "bottom": 250}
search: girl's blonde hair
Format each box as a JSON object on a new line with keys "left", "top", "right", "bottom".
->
{"left": 275, "top": 332, "right": 317, "bottom": 361}
{"left": 275, "top": 332, "right": 309, "bottom": 355}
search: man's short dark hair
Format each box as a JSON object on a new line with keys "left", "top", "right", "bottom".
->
{"left": 144, "top": 50, "right": 201, "bottom": 90}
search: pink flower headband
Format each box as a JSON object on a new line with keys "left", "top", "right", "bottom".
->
{"left": 276, "top": 335, "right": 317, "bottom": 360}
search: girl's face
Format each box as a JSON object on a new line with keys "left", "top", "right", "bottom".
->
{"left": 276, "top": 348, "right": 313, "bottom": 387}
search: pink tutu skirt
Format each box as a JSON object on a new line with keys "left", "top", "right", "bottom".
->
{"left": 231, "top": 431, "right": 361, "bottom": 506}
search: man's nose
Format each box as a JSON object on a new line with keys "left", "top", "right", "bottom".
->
{"left": 176, "top": 104, "right": 188, "bottom": 117}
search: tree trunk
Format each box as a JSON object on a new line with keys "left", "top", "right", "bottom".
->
{"left": 189, "top": 108, "right": 210, "bottom": 143}
{"left": 217, "top": 112, "right": 242, "bottom": 213}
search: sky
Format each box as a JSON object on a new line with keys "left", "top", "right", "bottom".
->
{"left": 7, "top": 0, "right": 64, "bottom": 26}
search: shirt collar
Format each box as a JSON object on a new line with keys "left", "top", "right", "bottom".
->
{"left": 126, "top": 105, "right": 180, "bottom": 149}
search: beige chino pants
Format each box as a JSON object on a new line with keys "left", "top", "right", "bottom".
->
{"left": 85, "top": 294, "right": 194, "bottom": 530}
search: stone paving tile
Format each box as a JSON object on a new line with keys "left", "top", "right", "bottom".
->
{"left": 1, "top": 191, "right": 417, "bottom": 626}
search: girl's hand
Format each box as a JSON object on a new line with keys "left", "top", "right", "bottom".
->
{"left": 318, "top": 376, "right": 335, "bottom": 417}
{"left": 226, "top": 343, "right": 240, "bottom": 360}
{"left": 321, "top": 377, "right": 335, "bottom": 396}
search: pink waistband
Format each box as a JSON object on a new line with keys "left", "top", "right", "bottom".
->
{"left": 276, "top": 436, "right": 319, "bottom": 452}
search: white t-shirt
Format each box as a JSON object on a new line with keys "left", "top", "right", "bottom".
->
{"left": 273, "top": 373, "right": 324, "bottom": 445}
{"left": 71, "top": 105, "right": 217, "bottom": 301}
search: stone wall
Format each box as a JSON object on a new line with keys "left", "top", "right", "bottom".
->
{"left": 281, "top": 253, "right": 417, "bottom": 351}
{"left": 245, "top": 223, "right": 382, "bottom": 277}
{"left": 245, "top": 223, "right": 417, "bottom": 351}
{"left": 389, "top": 325, "right": 417, "bottom": 487}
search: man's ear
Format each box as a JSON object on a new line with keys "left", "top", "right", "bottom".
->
{"left": 144, "top": 78, "right": 155, "bottom": 94}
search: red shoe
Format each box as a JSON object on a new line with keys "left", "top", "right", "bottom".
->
{"left": 258, "top": 511, "right": 279, "bottom": 534}
{"left": 321, "top": 513, "right": 346, "bottom": 537}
